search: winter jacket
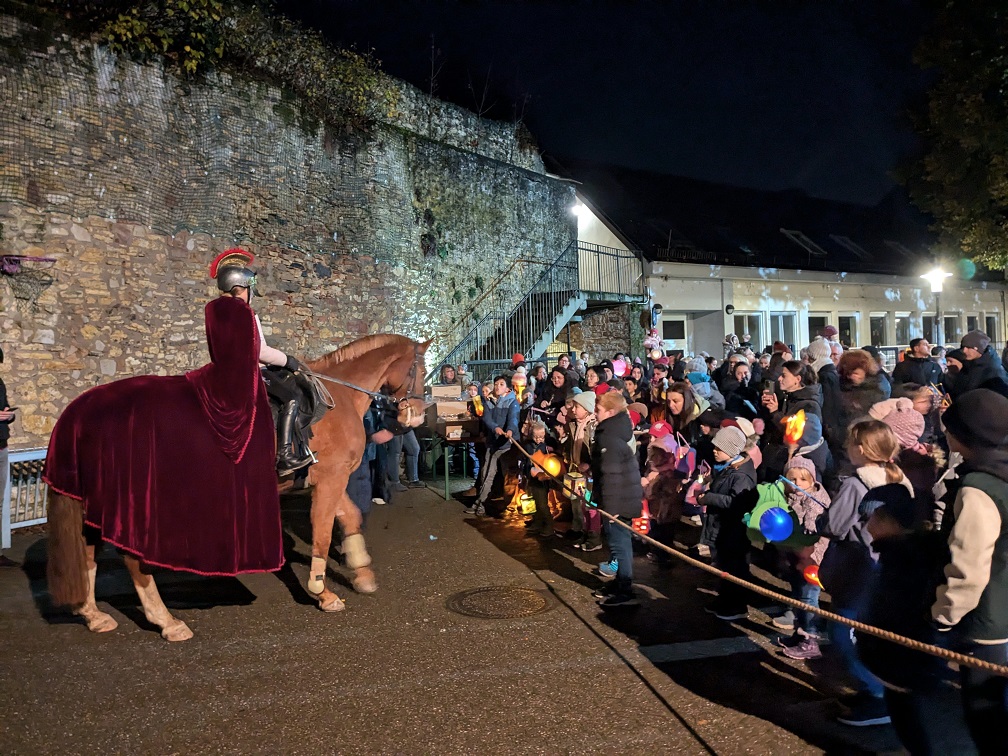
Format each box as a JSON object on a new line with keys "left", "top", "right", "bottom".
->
{"left": 891, "top": 355, "right": 943, "bottom": 388}
{"left": 817, "top": 466, "right": 913, "bottom": 610}
{"left": 815, "top": 362, "right": 844, "bottom": 454}
{"left": 859, "top": 530, "right": 950, "bottom": 690}
{"left": 671, "top": 396, "right": 711, "bottom": 447}
{"left": 933, "top": 447, "right": 1008, "bottom": 642}
{"left": 836, "top": 375, "right": 888, "bottom": 450}
{"left": 766, "top": 383, "right": 823, "bottom": 440}
{"left": 590, "top": 411, "right": 643, "bottom": 519}
{"left": 689, "top": 378, "right": 725, "bottom": 410}
{"left": 481, "top": 391, "right": 520, "bottom": 450}
{"left": 699, "top": 457, "right": 758, "bottom": 560}
{"left": 949, "top": 346, "right": 1008, "bottom": 400}
{"left": 721, "top": 377, "right": 761, "bottom": 419}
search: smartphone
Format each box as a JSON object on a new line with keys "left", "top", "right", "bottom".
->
{"left": 759, "top": 379, "right": 774, "bottom": 395}
{"left": 5, "top": 406, "right": 16, "bottom": 412}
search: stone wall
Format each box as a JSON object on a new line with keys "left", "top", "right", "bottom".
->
{"left": 0, "top": 11, "right": 576, "bottom": 448}
{"left": 563, "top": 304, "right": 644, "bottom": 364}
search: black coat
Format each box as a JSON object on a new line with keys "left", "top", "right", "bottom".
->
{"left": 838, "top": 375, "right": 888, "bottom": 446}
{"left": 891, "top": 355, "right": 943, "bottom": 388}
{"left": 816, "top": 363, "right": 844, "bottom": 454}
{"left": 950, "top": 346, "right": 1008, "bottom": 400}
{"left": 590, "top": 411, "right": 643, "bottom": 519}
{"left": 699, "top": 458, "right": 758, "bottom": 558}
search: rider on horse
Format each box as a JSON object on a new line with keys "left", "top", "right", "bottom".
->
{"left": 210, "top": 249, "right": 313, "bottom": 475}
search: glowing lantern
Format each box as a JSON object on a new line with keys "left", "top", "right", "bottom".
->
{"left": 803, "top": 563, "right": 824, "bottom": 589}
{"left": 563, "top": 470, "right": 585, "bottom": 499}
{"left": 511, "top": 370, "right": 527, "bottom": 401}
{"left": 649, "top": 348, "right": 663, "bottom": 360}
{"left": 471, "top": 394, "right": 484, "bottom": 417}
{"left": 519, "top": 493, "right": 537, "bottom": 515}
{"left": 612, "top": 359, "right": 627, "bottom": 378}
{"left": 783, "top": 409, "right": 806, "bottom": 446}
{"left": 530, "top": 451, "right": 563, "bottom": 479}
{"left": 632, "top": 499, "right": 651, "bottom": 534}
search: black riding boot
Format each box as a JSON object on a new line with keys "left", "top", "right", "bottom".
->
{"left": 277, "top": 399, "right": 313, "bottom": 474}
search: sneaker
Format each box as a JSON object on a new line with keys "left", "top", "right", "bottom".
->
{"left": 772, "top": 610, "right": 796, "bottom": 630}
{"left": 371, "top": 497, "right": 386, "bottom": 506}
{"left": 592, "top": 585, "right": 616, "bottom": 599}
{"left": 463, "top": 502, "right": 485, "bottom": 515}
{"left": 597, "top": 558, "right": 619, "bottom": 578}
{"left": 407, "top": 480, "right": 425, "bottom": 488}
{"left": 688, "top": 544, "right": 711, "bottom": 559}
{"left": 704, "top": 602, "right": 748, "bottom": 621}
{"left": 781, "top": 637, "right": 822, "bottom": 660}
{"left": 837, "top": 696, "right": 890, "bottom": 727}
{"left": 776, "top": 631, "right": 804, "bottom": 649}
{"left": 581, "top": 541, "right": 604, "bottom": 553}
{"left": 599, "top": 593, "right": 639, "bottom": 608}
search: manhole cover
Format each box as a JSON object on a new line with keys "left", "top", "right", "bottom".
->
{"left": 446, "top": 586, "right": 555, "bottom": 619}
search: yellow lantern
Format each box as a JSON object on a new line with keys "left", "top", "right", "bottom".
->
{"left": 564, "top": 470, "right": 585, "bottom": 499}
{"left": 519, "top": 493, "right": 537, "bottom": 515}
{"left": 542, "top": 454, "right": 563, "bottom": 478}
{"left": 784, "top": 409, "right": 807, "bottom": 446}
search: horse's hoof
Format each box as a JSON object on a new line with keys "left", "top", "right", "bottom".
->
{"left": 318, "top": 592, "right": 346, "bottom": 612}
{"left": 78, "top": 608, "right": 118, "bottom": 633}
{"left": 353, "top": 575, "right": 378, "bottom": 594}
{"left": 161, "top": 620, "right": 194, "bottom": 642}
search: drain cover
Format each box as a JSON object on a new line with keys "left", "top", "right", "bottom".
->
{"left": 446, "top": 586, "right": 555, "bottom": 619}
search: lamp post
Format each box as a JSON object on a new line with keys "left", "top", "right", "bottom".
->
{"left": 921, "top": 267, "right": 952, "bottom": 346}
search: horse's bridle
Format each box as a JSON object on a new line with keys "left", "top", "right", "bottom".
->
{"left": 305, "top": 342, "right": 427, "bottom": 424}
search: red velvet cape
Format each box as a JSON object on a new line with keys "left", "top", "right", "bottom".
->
{"left": 43, "top": 297, "right": 284, "bottom": 576}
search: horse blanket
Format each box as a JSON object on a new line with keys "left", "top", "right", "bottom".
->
{"left": 43, "top": 296, "right": 284, "bottom": 575}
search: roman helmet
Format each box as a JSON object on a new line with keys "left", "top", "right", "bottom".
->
{"left": 209, "top": 248, "right": 259, "bottom": 300}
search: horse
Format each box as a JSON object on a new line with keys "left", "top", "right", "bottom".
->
{"left": 45, "top": 330, "right": 430, "bottom": 639}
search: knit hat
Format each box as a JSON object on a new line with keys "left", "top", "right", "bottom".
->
{"left": 772, "top": 340, "right": 789, "bottom": 354}
{"left": 648, "top": 420, "right": 672, "bottom": 440}
{"left": 722, "top": 416, "right": 756, "bottom": 439}
{"left": 628, "top": 409, "right": 642, "bottom": 427}
{"left": 806, "top": 337, "right": 831, "bottom": 363}
{"left": 511, "top": 352, "right": 525, "bottom": 366}
{"left": 568, "top": 387, "right": 582, "bottom": 396}
{"left": 532, "top": 361, "right": 546, "bottom": 372}
{"left": 859, "top": 483, "right": 916, "bottom": 529}
{"left": 785, "top": 456, "right": 817, "bottom": 480}
{"left": 869, "top": 398, "right": 925, "bottom": 450}
{"left": 712, "top": 426, "right": 747, "bottom": 458}
{"left": 942, "top": 388, "right": 1008, "bottom": 448}
{"left": 633, "top": 356, "right": 642, "bottom": 365}
{"left": 946, "top": 348, "right": 967, "bottom": 364}
{"left": 592, "top": 383, "right": 611, "bottom": 397}
{"left": 685, "top": 357, "right": 707, "bottom": 374}
{"left": 571, "top": 391, "right": 596, "bottom": 414}
{"left": 628, "top": 402, "right": 649, "bottom": 419}
{"left": 686, "top": 371, "right": 710, "bottom": 385}
{"left": 961, "top": 330, "right": 991, "bottom": 352}
{"left": 697, "top": 408, "right": 725, "bottom": 428}
{"left": 822, "top": 325, "right": 839, "bottom": 339}
{"left": 796, "top": 412, "right": 823, "bottom": 447}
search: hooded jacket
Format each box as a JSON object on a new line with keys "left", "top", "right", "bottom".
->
{"left": 481, "top": 390, "right": 520, "bottom": 450}
{"left": 699, "top": 457, "right": 758, "bottom": 558}
{"left": 817, "top": 466, "right": 913, "bottom": 609}
{"left": 590, "top": 411, "right": 643, "bottom": 519}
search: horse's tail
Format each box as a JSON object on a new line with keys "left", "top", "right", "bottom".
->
{"left": 47, "top": 493, "right": 88, "bottom": 606}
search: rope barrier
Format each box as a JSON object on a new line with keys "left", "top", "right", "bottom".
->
{"left": 509, "top": 441, "right": 1008, "bottom": 678}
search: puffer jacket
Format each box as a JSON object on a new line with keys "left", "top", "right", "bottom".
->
{"left": 949, "top": 346, "right": 1008, "bottom": 399}
{"left": 590, "top": 411, "right": 643, "bottom": 519}
{"left": 699, "top": 457, "right": 758, "bottom": 560}
{"left": 891, "top": 355, "right": 943, "bottom": 388}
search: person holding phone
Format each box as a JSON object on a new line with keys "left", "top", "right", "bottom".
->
{"left": 0, "top": 345, "right": 17, "bottom": 567}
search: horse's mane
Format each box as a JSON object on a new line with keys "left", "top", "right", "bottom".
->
{"left": 314, "top": 334, "right": 414, "bottom": 368}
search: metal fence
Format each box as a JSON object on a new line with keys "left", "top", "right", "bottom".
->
{"left": 2, "top": 448, "right": 49, "bottom": 549}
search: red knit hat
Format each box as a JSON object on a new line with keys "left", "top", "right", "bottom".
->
{"left": 648, "top": 421, "right": 672, "bottom": 439}
{"left": 511, "top": 353, "right": 525, "bottom": 366}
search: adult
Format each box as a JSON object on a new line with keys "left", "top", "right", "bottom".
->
{"left": 437, "top": 363, "right": 462, "bottom": 386}
{"left": 861, "top": 345, "right": 893, "bottom": 398}
{"left": 720, "top": 358, "right": 760, "bottom": 419}
{"left": 891, "top": 338, "right": 942, "bottom": 388}
{"left": 836, "top": 349, "right": 891, "bottom": 452}
{"left": 807, "top": 337, "right": 843, "bottom": 457}
{"left": 759, "top": 361, "right": 823, "bottom": 480}
{"left": 213, "top": 249, "right": 313, "bottom": 474}
{"left": 467, "top": 375, "right": 520, "bottom": 517}
{"left": 666, "top": 381, "right": 710, "bottom": 446}
{"left": 0, "top": 345, "right": 16, "bottom": 568}
{"left": 830, "top": 341, "right": 844, "bottom": 367}
{"left": 948, "top": 330, "right": 1008, "bottom": 399}
{"left": 537, "top": 366, "right": 570, "bottom": 422}
{"left": 933, "top": 390, "right": 1008, "bottom": 751}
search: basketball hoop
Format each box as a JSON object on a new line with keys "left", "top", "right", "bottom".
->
{"left": 1, "top": 255, "right": 56, "bottom": 313}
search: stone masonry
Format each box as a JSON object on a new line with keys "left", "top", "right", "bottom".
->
{"left": 0, "top": 12, "right": 577, "bottom": 447}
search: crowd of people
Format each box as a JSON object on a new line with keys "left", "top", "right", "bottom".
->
{"left": 432, "top": 329, "right": 1008, "bottom": 752}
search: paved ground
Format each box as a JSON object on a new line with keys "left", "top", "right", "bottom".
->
{"left": 0, "top": 480, "right": 914, "bottom": 755}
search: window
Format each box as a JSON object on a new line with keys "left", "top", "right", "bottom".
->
{"left": 986, "top": 315, "right": 999, "bottom": 345}
{"left": 967, "top": 315, "right": 979, "bottom": 333}
{"left": 780, "top": 228, "right": 828, "bottom": 257}
{"left": 733, "top": 313, "right": 763, "bottom": 352}
{"left": 838, "top": 314, "right": 858, "bottom": 348}
{"left": 807, "top": 313, "right": 829, "bottom": 340}
{"left": 829, "top": 235, "right": 870, "bottom": 260}
{"left": 769, "top": 312, "right": 797, "bottom": 351}
{"left": 922, "top": 315, "right": 937, "bottom": 343}
{"left": 895, "top": 313, "right": 911, "bottom": 346}
{"left": 870, "top": 314, "right": 888, "bottom": 346}
{"left": 943, "top": 315, "right": 961, "bottom": 345}
{"left": 662, "top": 319, "right": 686, "bottom": 341}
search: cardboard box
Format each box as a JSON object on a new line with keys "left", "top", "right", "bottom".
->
{"left": 431, "top": 385, "right": 464, "bottom": 399}
{"left": 445, "top": 424, "right": 463, "bottom": 440}
{"left": 434, "top": 399, "right": 469, "bottom": 419}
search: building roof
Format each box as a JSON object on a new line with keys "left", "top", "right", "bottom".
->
{"left": 549, "top": 159, "right": 941, "bottom": 277}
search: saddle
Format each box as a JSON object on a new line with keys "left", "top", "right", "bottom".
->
{"left": 262, "top": 366, "right": 327, "bottom": 447}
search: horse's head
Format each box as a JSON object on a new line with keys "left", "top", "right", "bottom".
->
{"left": 385, "top": 338, "right": 432, "bottom": 429}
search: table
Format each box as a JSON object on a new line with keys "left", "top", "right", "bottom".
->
{"left": 422, "top": 421, "right": 483, "bottom": 500}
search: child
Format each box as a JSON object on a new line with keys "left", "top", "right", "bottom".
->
{"left": 816, "top": 418, "right": 912, "bottom": 728}
{"left": 556, "top": 391, "right": 596, "bottom": 546}
{"left": 521, "top": 420, "right": 555, "bottom": 538}
{"left": 776, "top": 456, "right": 831, "bottom": 659}
{"left": 698, "top": 426, "right": 758, "bottom": 620}
{"left": 589, "top": 390, "right": 644, "bottom": 608}
{"left": 638, "top": 422, "right": 685, "bottom": 566}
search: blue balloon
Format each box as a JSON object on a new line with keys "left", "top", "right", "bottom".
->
{"left": 759, "top": 507, "right": 794, "bottom": 543}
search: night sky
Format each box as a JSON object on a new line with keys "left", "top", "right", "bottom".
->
{"left": 282, "top": 1, "right": 929, "bottom": 206}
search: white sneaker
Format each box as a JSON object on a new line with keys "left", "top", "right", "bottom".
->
{"left": 372, "top": 497, "right": 386, "bottom": 506}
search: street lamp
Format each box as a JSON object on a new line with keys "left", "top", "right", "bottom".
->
{"left": 921, "top": 267, "right": 953, "bottom": 346}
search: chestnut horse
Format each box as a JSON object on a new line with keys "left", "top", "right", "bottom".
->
{"left": 46, "top": 333, "right": 429, "bottom": 639}
{"left": 299, "top": 334, "right": 430, "bottom": 611}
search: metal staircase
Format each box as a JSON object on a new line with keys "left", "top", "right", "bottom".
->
{"left": 426, "top": 241, "right": 645, "bottom": 383}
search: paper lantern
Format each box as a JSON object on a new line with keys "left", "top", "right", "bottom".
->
{"left": 612, "top": 359, "right": 627, "bottom": 378}
{"left": 803, "top": 563, "right": 824, "bottom": 589}
{"left": 649, "top": 348, "right": 663, "bottom": 360}
{"left": 519, "top": 493, "right": 537, "bottom": 515}
{"left": 471, "top": 395, "right": 483, "bottom": 417}
{"left": 759, "top": 507, "right": 794, "bottom": 542}
{"left": 530, "top": 451, "right": 563, "bottom": 479}
{"left": 783, "top": 409, "right": 806, "bottom": 446}
{"left": 564, "top": 471, "right": 585, "bottom": 499}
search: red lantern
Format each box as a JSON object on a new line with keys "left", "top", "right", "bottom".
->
{"left": 803, "top": 563, "right": 824, "bottom": 589}
{"left": 631, "top": 499, "right": 651, "bottom": 534}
